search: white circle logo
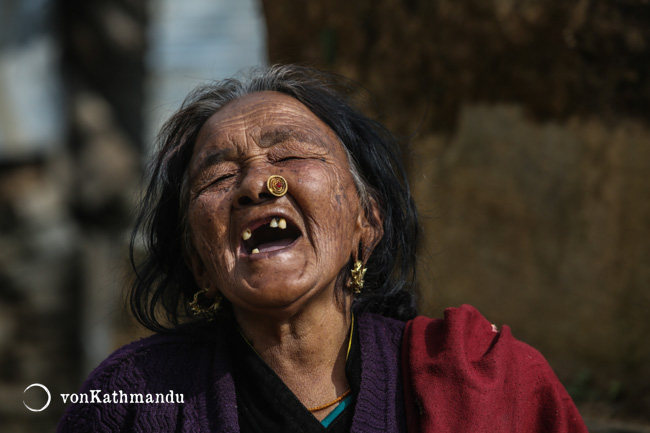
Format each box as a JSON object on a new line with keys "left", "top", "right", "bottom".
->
{"left": 23, "top": 383, "right": 51, "bottom": 412}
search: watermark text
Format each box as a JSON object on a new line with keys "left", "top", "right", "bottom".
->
{"left": 24, "top": 384, "right": 184, "bottom": 412}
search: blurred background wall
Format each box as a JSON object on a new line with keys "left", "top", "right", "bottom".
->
{"left": 0, "top": 0, "right": 264, "bottom": 431}
{"left": 0, "top": 0, "right": 648, "bottom": 432}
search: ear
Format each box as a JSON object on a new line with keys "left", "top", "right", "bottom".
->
{"left": 355, "top": 196, "right": 384, "bottom": 262}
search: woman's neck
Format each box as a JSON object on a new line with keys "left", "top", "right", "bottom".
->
{"left": 234, "top": 297, "right": 353, "bottom": 420}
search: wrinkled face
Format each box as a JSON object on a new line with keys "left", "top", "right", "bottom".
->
{"left": 185, "top": 91, "right": 376, "bottom": 318}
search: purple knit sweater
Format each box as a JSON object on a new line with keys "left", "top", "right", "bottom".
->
{"left": 57, "top": 313, "right": 406, "bottom": 432}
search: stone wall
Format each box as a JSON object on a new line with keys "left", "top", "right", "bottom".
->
{"left": 262, "top": 0, "right": 650, "bottom": 425}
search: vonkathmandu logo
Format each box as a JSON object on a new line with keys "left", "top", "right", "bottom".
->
{"left": 23, "top": 384, "right": 184, "bottom": 412}
{"left": 23, "top": 383, "right": 51, "bottom": 412}
{"left": 61, "top": 389, "right": 185, "bottom": 404}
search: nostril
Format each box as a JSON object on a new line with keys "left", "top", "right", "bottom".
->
{"left": 238, "top": 196, "right": 253, "bottom": 206}
{"left": 237, "top": 191, "right": 276, "bottom": 207}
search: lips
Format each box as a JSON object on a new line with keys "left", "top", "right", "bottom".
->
{"left": 240, "top": 216, "right": 302, "bottom": 255}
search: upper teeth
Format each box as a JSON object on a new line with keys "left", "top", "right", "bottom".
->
{"left": 242, "top": 217, "right": 288, "bottom": 241}
{"left": 268, "top": 218, "right": 287, "bottom": 229}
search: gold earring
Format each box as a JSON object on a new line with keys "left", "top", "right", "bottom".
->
{"left": 267, "top": 175, "right": 288, "bottom": 197}
{"left": 349, "top": 260, "right": 367, "bottom": 294}
{"left": 189, "top": 288, "right": 222, "bottom": 315}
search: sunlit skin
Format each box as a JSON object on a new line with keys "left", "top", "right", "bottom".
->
{"left": 185, "top": 91, "right": 382, "bottom": 419}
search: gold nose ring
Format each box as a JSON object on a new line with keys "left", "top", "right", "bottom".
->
{"left": 267, "top": 175, "right": 288, "bottom": 197}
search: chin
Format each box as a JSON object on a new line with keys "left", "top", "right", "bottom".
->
{"left": 234, "top": 280, "right": 323, "bottom": 313}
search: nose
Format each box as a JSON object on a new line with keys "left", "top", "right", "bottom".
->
{"left": 235, "top": 167, "right": 276, "bottom": 207}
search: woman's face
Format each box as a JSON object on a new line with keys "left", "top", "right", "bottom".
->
{"left": 185, "top": 91, "right": 376, "bottom": 318}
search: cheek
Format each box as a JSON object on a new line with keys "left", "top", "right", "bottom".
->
{"left": 187, "top": 196, "right": 232, "bottom": 257}
{"left": 189, "top": 200, "right": 215, "bottom": 233}
{"left": 189, "top": 192, "right": 230, "bottom": 226}
{"left": 295, "top": 168, "right": 361, "bottom": 251}
{"left": 293, "top": 162, "right": 355, "bottom": 210}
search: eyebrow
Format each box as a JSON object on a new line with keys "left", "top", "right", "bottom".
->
{"left": 259, "top": 127, "right": 329, "bottom": 149}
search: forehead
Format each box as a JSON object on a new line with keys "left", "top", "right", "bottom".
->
{"left": 195, "top": 91, "right": 339, "bottom": 150}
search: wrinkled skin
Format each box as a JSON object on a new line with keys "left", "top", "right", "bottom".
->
{"left": 185, "top": 91, "right": 380, "bottom": 322}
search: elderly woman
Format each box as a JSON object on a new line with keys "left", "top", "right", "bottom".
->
{"left": 58, "top": 65, "right": 587, "bottom": 432}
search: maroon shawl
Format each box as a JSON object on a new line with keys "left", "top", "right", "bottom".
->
{"left": 402, "top": 304, "right": 588, "bottom": 432}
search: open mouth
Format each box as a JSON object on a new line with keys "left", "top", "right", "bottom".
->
{"left": 241, "top": 217, "right": 302, "bottom": 255}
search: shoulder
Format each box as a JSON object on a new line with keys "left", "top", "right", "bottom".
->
{"left": 404, "top": 304, "right": 562, "bottom": 381}
{"left": 357, "top": 310, "right": 405, "bottom": 347}
{"left": 358, "top": 310, "right": 406, "bottom": 333}
{"left": 405, "top": 304, "right": 521, "bottom": 365}
{"left": 57, "top": 331, "right": 225, "bottom": 433}
{"left": 402, "top": 304, "right": 588, "bottom": 432}
{"left": 82, "top": 332, "right": 218, "bottom": 392}
{"left": 101, "top": 334, "right": 215, "bottom": 378}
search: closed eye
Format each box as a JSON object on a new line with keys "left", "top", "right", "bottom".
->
{"left": 197, "top": 173, "right": 235, "bottom": 194}
{"left": 278, "top": 156, "right": 301, "bottom": 162}
{"left": 193, "top": 173, "right": 234, "bottom": 198}
{"left": 211, "top": 173, "right": 235, "bottom": 185}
